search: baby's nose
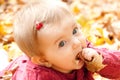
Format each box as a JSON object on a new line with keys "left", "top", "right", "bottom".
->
{"left": 72, "top": 37, "right": 81, "bottom": 49}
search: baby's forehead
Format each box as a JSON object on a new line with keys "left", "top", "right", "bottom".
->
{"left": 38, "top": 18, "right": 76, "bottom": 39}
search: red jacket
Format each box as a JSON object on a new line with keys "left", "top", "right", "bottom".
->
{"left": 0, "top": 44, "right": 120, "bottom": 80}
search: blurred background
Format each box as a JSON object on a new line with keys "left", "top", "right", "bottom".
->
{"left": 0, "top": 0, "right": 120, "bottom": 80}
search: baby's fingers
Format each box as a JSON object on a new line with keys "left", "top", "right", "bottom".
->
{"left": 82, "top": 48, "right": 97, "bottom": 62}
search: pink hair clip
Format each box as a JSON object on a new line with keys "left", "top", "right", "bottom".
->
{"left": 36, "top": 22, "right": 43, "bottom": 30}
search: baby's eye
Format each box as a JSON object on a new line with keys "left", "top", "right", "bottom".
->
{"left": 73, "top": 27, "right": 78, "bottom": 35}
{"left": 59, "top": 41, "right": 66, "bottom": 47}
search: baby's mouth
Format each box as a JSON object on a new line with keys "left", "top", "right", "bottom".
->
{"left": 75, "top": 51, "right": 82, "bottom": 61}
{"left": 75, "top": 51, "right": 84, "bottom": 66}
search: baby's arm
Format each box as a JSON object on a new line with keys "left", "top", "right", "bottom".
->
{"left": 82, "top": 47, "right": 120, "bottom": 79}
{"left": 94, "top": 48, "right": 120, "bottom": 79}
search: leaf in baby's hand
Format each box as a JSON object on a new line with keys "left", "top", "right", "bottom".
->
{"left": 85, "top": 54, "right": 106, "bottom": 72}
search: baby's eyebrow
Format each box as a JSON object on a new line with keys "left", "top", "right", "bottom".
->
{"left": 54, "top": 23, "right": 77, "bottom": 44}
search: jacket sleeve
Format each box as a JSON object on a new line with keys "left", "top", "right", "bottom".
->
{"left": 92, "top": 47, "right": 120, "bottom": 79}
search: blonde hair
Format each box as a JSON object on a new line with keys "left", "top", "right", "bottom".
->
{"left": 14, "top": 0, "right": 73, "bottom": 57}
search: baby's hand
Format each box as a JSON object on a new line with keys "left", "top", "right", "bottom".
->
{"left": 81, "top": 48, "right": 106, "bottom": 72}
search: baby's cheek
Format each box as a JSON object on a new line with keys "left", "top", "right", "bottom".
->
{"left": 81, "top": 39, "right": 87, "bottom": 48}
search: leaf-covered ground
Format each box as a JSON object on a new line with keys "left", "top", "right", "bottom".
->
{"left": 1, "top": 0, "right": 120, "bottom": 80}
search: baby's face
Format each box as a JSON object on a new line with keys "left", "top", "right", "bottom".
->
{"left": 38, "top": 16, "right": 87, "bottom": 73}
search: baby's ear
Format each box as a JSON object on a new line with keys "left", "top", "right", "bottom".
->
{"left": 31, "top": 55, "right": 52, "bottom": 67}
{"left": 31, "top": 56, "right": 44, "bottom": 65}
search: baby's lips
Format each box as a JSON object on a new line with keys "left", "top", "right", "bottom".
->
{"left": 75, "top": 50, "right": 85, "bottom": 62}
{"left": 76, "top": 52, "right": 81, "bottom": 60}
{"left": 79, "top": 51, "right": 85, "bottom": 61}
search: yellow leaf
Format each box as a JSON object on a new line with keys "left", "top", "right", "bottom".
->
{"left": 76, "top": 14, "right": 89, "bottom": 27}
{"left": 3, "top": 20, "right": 13, "bottom": 27}
{"left": 0, "top": 25, "right": 6, "bottom": 35}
